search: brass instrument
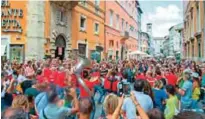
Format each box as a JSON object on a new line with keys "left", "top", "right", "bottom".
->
{"left": 74, "top": 57, "right": 93, "bottom": 97}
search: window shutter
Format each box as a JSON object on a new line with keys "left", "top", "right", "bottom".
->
{"left": 64, "top": 12, "right": 67, "bottom": 25}
{"left": 56, "top": 10, "right": 61, "bottom": 23}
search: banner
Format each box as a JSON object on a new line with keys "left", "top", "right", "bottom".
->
{"left": 58, "top": 47, "right": 62, "bottom": 55}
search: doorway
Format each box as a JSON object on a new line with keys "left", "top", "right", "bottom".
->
{"left": 78, "top": 43, "right": 87, "bottom": 58}
{"left": 121, "top": 46, "right": 124, "bottom": 60}
{"left": 116, "top": 51, "right": 119, "bottom": 60}
{"left": 55, "top": 35, "right": 66, "bottom": 60}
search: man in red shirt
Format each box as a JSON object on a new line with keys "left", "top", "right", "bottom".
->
{"left": 56, "top": 70, "right": 66, "bottom": 87}
{"left": 165, "top": 69, "right": 177, "bottom": 86}
{"left": 136, "top": 72, "right": 146, "bottom": 80}
{"left": 79, "top": 69, "right": 100, "bottom": 98}
{"left": 42, "top": 64, "right": 51, "bottom": 82}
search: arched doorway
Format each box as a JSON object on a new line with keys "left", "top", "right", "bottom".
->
{"left": 55, "top": 35, "right": 66, "bottom": 60}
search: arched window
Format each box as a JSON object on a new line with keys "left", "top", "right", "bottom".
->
{"left": 55, "top": 35, "right": 66, "bottom": 47}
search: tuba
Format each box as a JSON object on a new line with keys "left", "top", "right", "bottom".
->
{"left": 74, "top": 57, "right": 91, "bottom": 74}
{"left": 74, "top": 56, "right": 93, "bottom": 97}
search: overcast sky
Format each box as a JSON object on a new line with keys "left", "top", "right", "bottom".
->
{"left": 139, "top": 0, "right": 183, "bottom": 37}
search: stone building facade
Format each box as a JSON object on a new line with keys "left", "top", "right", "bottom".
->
{"left": 183, "top": 1, "right": 205, "bottom": 61}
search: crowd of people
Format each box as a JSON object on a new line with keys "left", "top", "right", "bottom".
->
{"left": 1, "top": 57, "right": 205, "bottom": 119}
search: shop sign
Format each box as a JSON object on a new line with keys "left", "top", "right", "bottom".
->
{"left": 1, "top": 0, "right": 23, "bottom": 33}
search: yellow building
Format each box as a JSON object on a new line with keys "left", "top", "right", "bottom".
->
{"left": 1, "top": 0, "right": 27, "bottom": 63}
{"left": 183, "top": 1, "right": 205, "bottom": 61}
{"left": 71, "top": 1, "right": 105, "bottom": 59}
{"left": 43, "top": 1, "right": 105, "bottom": 60}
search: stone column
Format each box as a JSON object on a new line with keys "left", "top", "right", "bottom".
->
{"left": 26, "top": 1, "right": 45, "bottom": 60}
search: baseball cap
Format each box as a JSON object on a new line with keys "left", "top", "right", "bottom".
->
{"left": 183, "top": 68, "right": 192, "bottom": 74}
{"left": 191, "top": 72, "right": 199, "bottom": 78}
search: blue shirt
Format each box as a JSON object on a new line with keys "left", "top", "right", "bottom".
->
{"left": 202, "top": 75, "right": 205, "bottom": 87}
{"left": 39, "top": 103, "right": 72, "bottom": 119}
{"left": 181, "top": 80, "right": 193, "bottom": 108}
{"left": 35, "top": 92, "right": 48, "bottom": 114}
{"left": 152, "top": 88, "right": 167, "bottom": 111}
{"left": 122, "top": 91, "right": 153, "bottom": 119}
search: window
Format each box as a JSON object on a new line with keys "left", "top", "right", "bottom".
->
{"left": 57, "top": 10, "right": 65, "bottom": 23}
{"left": 192, "top": 42, "right": 194, "bottom": 57}
{"left": 80, "top": 15, "right": 86, "bottom": 31}
{"left": 191, "top": 10, "right": 194, "bottom": 36}
{"left": 94, "top": 22, "right": 99, "bottom": 35}
{"left": 198, "top": 42, "right": 201, "bottom": 58}
{"left": 109, "top": 10, "right": 113, "bottom": 27}
{"left": 197, "top": 4, "right": 201, "bottom": 32}
{"left": 116, "top": 51, "right": 119, "bottom": 60}
{"left": 78, "top": 43, "right": 87, "bottom": 57}
{"left": 122, "top": 18, "right": 124, "bottom": 30}
{"left": 109, "top": 40, "right": 114, "bottom": 47}
{"left": 116, "top": 14, "right": 119, "bottom": 30}
{"left": 60, "top": 11, "right": 64, "bottom": 22}
{"left": 95, "top": 0, "right": 100, "bottom": 14}
{"left": 95, "top": 0, "right": 100, "bottom": 6}
{"left": 126, "top": 22, "right": 128, "bottom": 31}
{"left": 188, "top": 43, "right": 190, "bottom": 57}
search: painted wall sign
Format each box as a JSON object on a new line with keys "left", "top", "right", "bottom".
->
{"left": 1, "top": 0, "right": 23, "bottom": 33}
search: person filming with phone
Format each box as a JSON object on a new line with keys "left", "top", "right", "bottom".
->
{"left": 122, "top": 79, "right": 153, "bottom": 119}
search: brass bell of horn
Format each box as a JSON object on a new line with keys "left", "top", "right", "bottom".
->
{"left": 74, "top": 57, "right": 91, "bottom": 74}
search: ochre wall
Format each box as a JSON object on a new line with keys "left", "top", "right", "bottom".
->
{"left": 71, "top": 1, "right": 105, "bottom": 58}
{"left": 1, "top": 0, "right": 27, "bottom": 45}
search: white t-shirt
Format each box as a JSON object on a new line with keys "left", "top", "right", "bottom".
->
{"left": 17, "top": 75, "right": 27, "bottom": 83}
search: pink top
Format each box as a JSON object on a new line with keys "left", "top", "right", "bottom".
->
{"left": 25, "top": 66, "right": 35, "bottom": 77}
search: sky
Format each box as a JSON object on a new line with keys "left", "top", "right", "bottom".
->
{"left": 139, "top": 0, "right": 183, "bottom": 37}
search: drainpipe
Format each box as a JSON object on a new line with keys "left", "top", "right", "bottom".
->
{"left": 104, "top": 1, "right": 106, "bottom": 60}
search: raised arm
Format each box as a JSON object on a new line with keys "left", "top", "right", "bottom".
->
{"left": 130, "top": 92, "right": 149, "bottom": 119}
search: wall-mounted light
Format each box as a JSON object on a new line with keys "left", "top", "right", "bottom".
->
{"left": 85, "top": 38, "right": 87, "bottom": 43}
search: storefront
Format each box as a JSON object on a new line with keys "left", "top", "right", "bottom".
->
{"left": 1, "top": 0, "right": 26, "bottom": 63}
{"left": 10, "top": 45, "right": 24, "bottom": 63}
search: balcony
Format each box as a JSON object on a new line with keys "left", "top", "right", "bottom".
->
{"left": 121, "top": 31, "right": 129, "bottom": 40}
{"left": 51, "top": 1, "right": 78, "bottom": 8}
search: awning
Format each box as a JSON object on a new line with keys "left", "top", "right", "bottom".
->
{"left": 128, "top": 50, "right": 147, "bottom": 55}
{"left": 1, "top": 45, "right": 6, "bottom": 56}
